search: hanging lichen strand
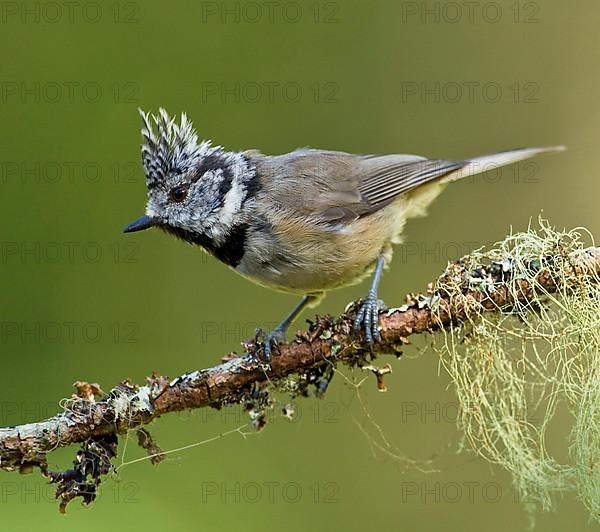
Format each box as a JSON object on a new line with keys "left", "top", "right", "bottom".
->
{"left": 434, "top": 221, "right": 600, "bottom": 522}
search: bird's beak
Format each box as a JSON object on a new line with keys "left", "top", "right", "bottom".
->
{"left": 123, "top": 215, "right": 158, "bottom": 233}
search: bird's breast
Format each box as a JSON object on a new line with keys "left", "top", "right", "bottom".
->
{"left": 233, "top": 215, "right": 389, "bottom": 293}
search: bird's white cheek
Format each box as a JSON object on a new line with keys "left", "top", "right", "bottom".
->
{"left": 219, "top": 180, "right": 246, "bottom": 227}
{"left": 205, "top": 180, "right": 246, "bottom": 242}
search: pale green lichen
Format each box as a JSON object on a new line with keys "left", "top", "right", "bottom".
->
{"left": 434, "top": 220, "right": 599, "bottom": 523}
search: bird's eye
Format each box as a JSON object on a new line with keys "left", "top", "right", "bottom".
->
{"left": 170, "top": 185, "right": 188, "bottom": 203}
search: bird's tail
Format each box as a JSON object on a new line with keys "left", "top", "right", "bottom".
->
{"left": 442, "top": 145, "right": 566, "bottom": 183}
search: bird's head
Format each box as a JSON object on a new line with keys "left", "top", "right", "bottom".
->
{"left": 124, "top": 108, "right": 254, "bottom": 246}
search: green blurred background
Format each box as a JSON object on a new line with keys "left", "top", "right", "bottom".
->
{"left": 0, "top": 0, "right": 597, "bottom": 530}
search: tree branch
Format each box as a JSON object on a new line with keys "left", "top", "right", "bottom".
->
{"left": 2, "top": 243, "right": 599, "bottom": 511}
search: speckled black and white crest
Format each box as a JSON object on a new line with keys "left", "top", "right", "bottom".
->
{"left": 136, "top": 108, "right": 261, "bottom": 267}
{"left": 139, "top": 108, "right": 215, "bottom": 190}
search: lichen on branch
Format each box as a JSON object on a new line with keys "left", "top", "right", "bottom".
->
{"left": 1, "top": 222, "right": 599, "bottom": 519}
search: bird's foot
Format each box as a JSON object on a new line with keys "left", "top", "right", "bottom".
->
{"left": 353, "top": 293, "right": 386, "bottom": 345}
{"left": 254, "top": 327, "right": 287, "bottom": 367}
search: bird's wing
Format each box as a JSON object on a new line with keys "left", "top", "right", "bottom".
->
{"left": 355, "top": 146, "right": 565, "bottom": 210}
{"left": 257, "top": 146, "right": 564, "bottom": 224}
{"left": 355, "top": 154, "right": 463, "bottom": 212}
{"left": 261, "top": 149, "right": 461, "bottom": 223}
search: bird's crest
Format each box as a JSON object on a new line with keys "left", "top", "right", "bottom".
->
{"left": 138, "top": 108, "right": 214, "bottom": 189}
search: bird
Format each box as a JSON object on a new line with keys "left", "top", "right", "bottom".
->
{"left": 123, "top": 108, "right": 564, "bottom": 360}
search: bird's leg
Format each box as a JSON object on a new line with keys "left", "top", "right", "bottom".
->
{"left": 261, "top": 294, "right": 318, "bottom": 362}
{"left": 353, "top": 254, "right": 386, "bottom": 344}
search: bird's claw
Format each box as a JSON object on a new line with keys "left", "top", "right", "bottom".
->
{"left": 353, "top": 294, "right": 385, "bottom": 344}
{"left": 255, "top": 327, "right": 286, "bottom": 365}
